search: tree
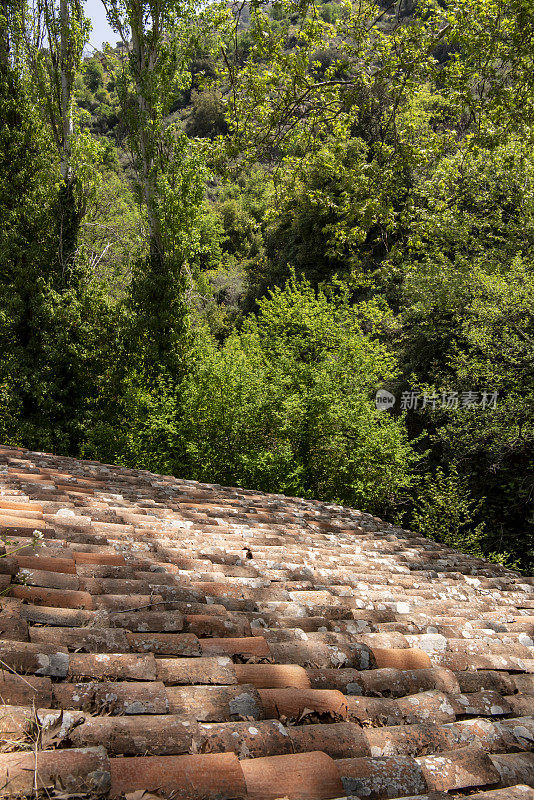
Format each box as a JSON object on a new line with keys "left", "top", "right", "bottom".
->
{"left": 11, "top": 0, "right": 99, "bottom": 274}
{"left": 262, "top": 136, "right": 407, "bottom": 293}
{"left": 0, "top": 0, "right": 113, "bottom": 454}
{"left": 0, "top": 0, "right": 55, "bottom": 444}
{"left": 217, "top": 0, "right": 450, "bottom": 166}
{"left": 100, "top": 0, "right": 226, "bottom": 374}
{"left": 432, "top": 262, "right": 534, "bottom": 570}
{"left": 101, "top": 0, "right": 219, "bottom": 266}
{"left": 186, "top": 88, "right": 227, "bottom": 138}
{"left": 441, "top": 0, "right": 534, "bottom": 139}
{"left": 395, "top": 134, "right": 534, "bottom": 569}
{"left": 179, "top": 275, "right": 417, "bottom": 512}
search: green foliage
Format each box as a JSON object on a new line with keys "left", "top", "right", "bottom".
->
{"left": 89, "top": 275, "right": 416, "bottom": 519}
{"left": 4, "top": 0, "right": 534, "bottom": 575}
{"left": 402, "top": 136, "right": 534, "bottom": 279}
{"left": 84, "top": 58, "right": 105, "bottom": 92}
{"left": 412, "top": 466, "right": 522, "bottom": 571}
{"left": 398, "top": 245, "right": 534, "bottom": 569}
{"left": 441, "top": 0, "right": 534, "bottom": 136}
{"left": 179, "top": 276, "right": 417, "bottom": 512}
{"left": 432, "top": 262, "right": 534, "bottom": 570}
{"left": 85, "top": 369, "right": 182, "bottom": 475}
{"left": 0, "top": 26, "right": 114, "bottom": 455}
{"left": 76, "top": 54, "right": 120, "bottom": 136}
{"left": 78, "top": 168, "right": 147, "bottom": 296}
{"left": 0, "top": 272, "right": 115, "bottom": 454}
{"left": 186, "top": 89, "right": 227, "bottom": 138}
{"left": 412, "top": 465, "right": 487, "bottom": 555}
{"left": 263, "top": 137, "right": 406, "bottom": 291}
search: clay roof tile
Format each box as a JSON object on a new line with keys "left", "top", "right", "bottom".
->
{"left": 0, "top": 444, "right": 532, "bottom": 800}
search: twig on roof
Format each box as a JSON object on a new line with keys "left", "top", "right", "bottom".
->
{"left": 0, "top": 659, "right": 38, "bottom": 690}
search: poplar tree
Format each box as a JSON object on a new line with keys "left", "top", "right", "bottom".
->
{"left": 100, "top": 0, "right": 221, "bottom": 370}
{"left": 11, "top": 0, "right": 98, "bottom": 275}
{"left": 0, "top": 0, "right": 109, "bottom": 453}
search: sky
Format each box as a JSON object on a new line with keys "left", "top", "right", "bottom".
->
{"left": 85, "top": 0, "right": 116, "bottom": 50}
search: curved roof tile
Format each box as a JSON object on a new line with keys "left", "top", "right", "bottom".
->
{"left": 0, "top": 443, "right": 532, "bottom": 799}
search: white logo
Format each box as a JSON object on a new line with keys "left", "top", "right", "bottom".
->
{"left": 375, "top": 389, "right": 396, "bottom": 412}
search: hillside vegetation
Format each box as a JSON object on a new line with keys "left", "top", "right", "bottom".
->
{"left": 1, "top": 0, "right": 533, "bottom": 569}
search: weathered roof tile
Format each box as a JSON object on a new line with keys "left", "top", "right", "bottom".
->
{"left": 0, "top": 444, "right": 532, "bottom": 799}
{"left": 109, "top": 752, "right": 247, "bottom": 800}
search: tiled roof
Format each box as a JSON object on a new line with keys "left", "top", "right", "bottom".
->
{"left": 0, "top": 444, "right": 533, "bottom": 800}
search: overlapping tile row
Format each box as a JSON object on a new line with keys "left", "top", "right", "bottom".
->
{"left": 0, "top": 444, "right": 532, "bottom": 799}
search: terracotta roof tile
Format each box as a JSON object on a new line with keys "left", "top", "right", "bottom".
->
{"left": 20, "top": 606, "right": 109, "bottom": 632}
{"left": 109, "top": 752, "right": 247, "bottom": 799}
{"left": 68, "top": 651, "right": 157, "bottom": 680}
{"left": 9, "top": 583, "right": 94, "bottom": 608}
{"left": 156, "top": 655, "right": 237, "bottom": 685}
{"left": 0, "top": 639, "right": 69, "bottom": 676}
{"left": 30, "top": 624, "right": 130, "bottom": 652}
{"left": 126, "top": 630, "right": 201, "bottom": 655}
{"left": 0, "top": 670, "right": 52, "bottom": 706}
{"left": 241, "top": 751, "right": 344, "bottom": 800}
{"left": 337, "top": 754, "right": 428, "bottom": 798}
{"left": 165, "top": 684, "right": 263, "bottom": 721}
{"left": 54, "top": 679, "right": 169, "bottom": 713}
{"left": 193, "top": 720, "right": 295, "bottom": 759}
{"left": 490, "top": 752, "right": 534, "bottom": 786}
{"left": 109, "top": 609, "right": 185, "bottom": 631}
{"left": 15, "top": 554, "right": 76, "bottom": 573}
{"left": 258, "top": 687, "right": 348, "bottom": 720}
{"left": 0, "top": 611, "right": 28, "bottom": 641}
{"left": 465, "top": 788, "right": 534, "bottom": 799}
{"left": 234, "top": 663, "right": 311, "bottom": 689}
{"left": 0, "top": 747, "right": 111, "bottom": 795}
{"left": 0, "top": 444, "right": 532, "bottom": 798}
{"left": 200, "top": 636, "right": 271, "bottom": 658}
{"left": 418, "top": 744, "right": 500, "bottom": 791}
{"left": 68, "top": 714, "right": 198, "bottom": 755}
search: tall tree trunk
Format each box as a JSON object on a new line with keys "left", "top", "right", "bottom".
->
{"left": 59, "top": 0, "right": 73, "bottom": 182}
{"left": 0, "top": 0, "right": 11, "bottom": 71}
{"left": 56, "top": 0, "right": 80, "bottom": 277}
{"left": 129, "top": 3, "right": 164, "bottom": 266}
